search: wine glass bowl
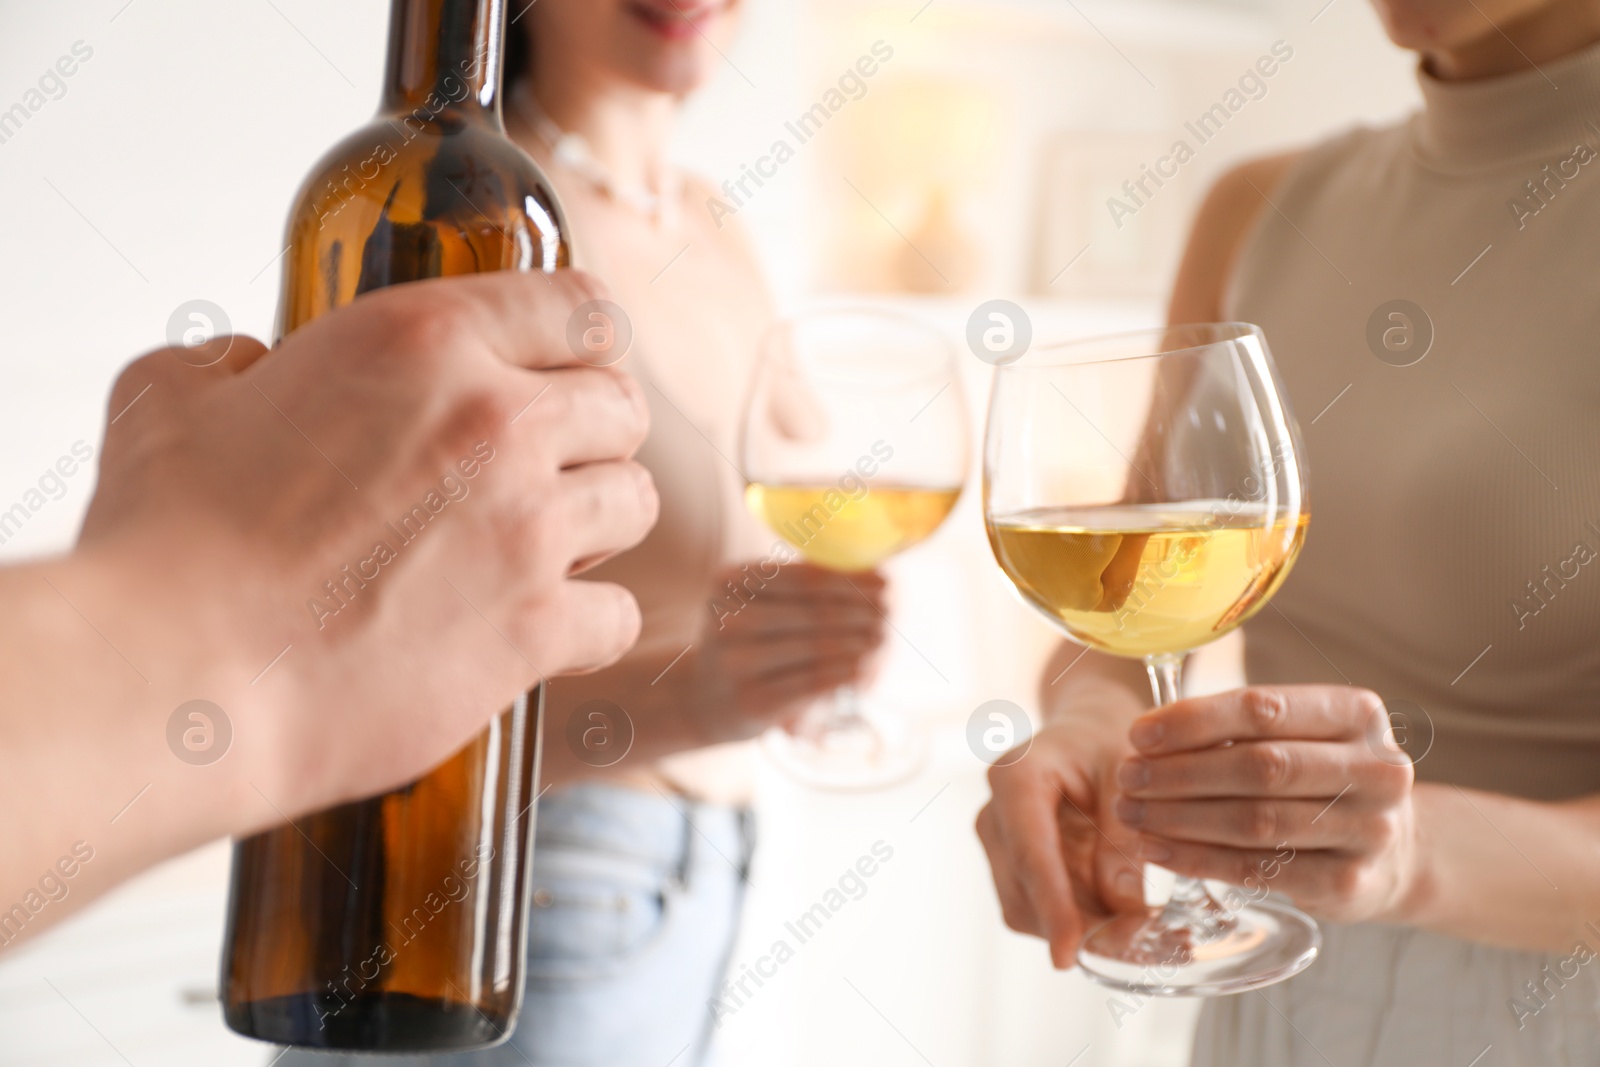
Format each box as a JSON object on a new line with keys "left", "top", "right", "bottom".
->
{"left": 985, "top": 322, "right": 1307, "bottom": 659}
{"left": 741, "top": 307, "right": 970, "bottom": 790}
{"left": 983, "top": 322, "right": 1319, "bottom": 996}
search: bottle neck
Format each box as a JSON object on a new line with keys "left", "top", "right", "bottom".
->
{"left": 379, "top": 0, "right": 505, "bottom": 128}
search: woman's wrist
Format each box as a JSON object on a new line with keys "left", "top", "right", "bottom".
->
{"left": 1378, "top": 782, "right": 1440, "bottom": 928}
{"left": 1379, "top": 781, "right": 1597, "bottom": 952}
{"left": 1043, "top": 669, "right": 1150, "bottom": 748}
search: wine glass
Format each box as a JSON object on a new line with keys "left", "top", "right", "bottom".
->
{"left": 741, "top": 307, "right": 969, "bottom": 790}
{"left": 982, "top": 322, "right": 1317, "bottom": 995}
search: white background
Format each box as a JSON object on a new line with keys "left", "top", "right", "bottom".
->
{"left": 0, "top": 1, "right": 1416, "bottom": 1064}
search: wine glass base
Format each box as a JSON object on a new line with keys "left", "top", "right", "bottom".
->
{"left": 1078, "top": 898, "right": 1320, "bottom": 997}
{"left": 762, "top": 711, "right": 927, "bottom": 791}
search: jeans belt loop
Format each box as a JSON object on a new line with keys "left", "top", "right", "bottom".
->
{"left": 736, "top": 807, "right": 758, "bottom": 883}
{"left": 672, "top": 798, "right": 695, "bottom": 893}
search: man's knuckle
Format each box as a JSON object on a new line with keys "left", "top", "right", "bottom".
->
{"left": 533, "top": 496, "right": 573, "bottom": 561}
{"left": 988, "top": 760, "right": 1021, "bottom": 791}
{"left": 625, "top": 460, "right": 659, "bottom": 528}
{"left": 611, "top": 372, "right": 649, "bottom": 442}
{"left": 394, "top": 297, "right": 470, "bottom": 357}
{"left": 558, "top": 474, "right": 604, "bottom": 530}
{"left": 536, "top": 374, "right": 579, "bottom": 428}
{"left": 115, "top": 352, "right": 161, "bottom": 387}
{"left": 453, "top": 388, "right": 514, "bottom": 441}
{"left": 566, "top": 269, "right": 610, "bottom": 310}
{"left": 109, "top": 354, "right": 166, "bottom": 409}
{"left": 490, "top": 496, "right": 558, "bottom": 579}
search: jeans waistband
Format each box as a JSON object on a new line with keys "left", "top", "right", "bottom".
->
{"left": 535, "top": 781, "right": 754, "bottom": 877}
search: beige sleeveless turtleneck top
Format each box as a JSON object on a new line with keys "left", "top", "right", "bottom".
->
{"left": 1227, "top": 43, "right": 1600, "bottom": 801}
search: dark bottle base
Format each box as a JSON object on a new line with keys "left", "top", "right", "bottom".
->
{"left": 225, "top": 990, "right": 512, "bottom": 1053}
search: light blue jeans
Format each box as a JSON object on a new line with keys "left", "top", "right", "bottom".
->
{"left": 273, "top": 783, "right": 754, "bottom": 1067}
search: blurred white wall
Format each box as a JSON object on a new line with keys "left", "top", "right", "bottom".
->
{"left": 0, "top": 2, "right": 1417, "bottom": 1065}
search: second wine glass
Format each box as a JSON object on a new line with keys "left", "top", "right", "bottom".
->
{"left": 741, "top": 307, "right": 969, "bottom": 790}
{"left": 983, "top": 322, "right": 1317, "bottom": 995}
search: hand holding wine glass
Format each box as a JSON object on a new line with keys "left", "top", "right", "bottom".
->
{"left": 741, "top": 308, "right": 969, "bottom": 789}
{"left": 979, "top": 677, "right": 1422, "bottom": 967}
{"left": 1114, "top": 684, "right": 1419, "bottom": 926}
{"left": 982, "top": 322, "right": 1317, "bottom": 995}
{"left": 686, "top": 561, "right": 890, "bottom": 742}
{"left": 976, "top": 682, "right": 1150, "bottom": 966}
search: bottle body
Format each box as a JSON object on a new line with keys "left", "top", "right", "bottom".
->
{"left": 221, "top": 1, "right": 568, "bottom": 1051}
{"left": 222, "top": 692, "right": 544, "bottom": 1050}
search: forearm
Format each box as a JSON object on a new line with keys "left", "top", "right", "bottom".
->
{"left": 1397, "top": 782, "right": 1600, "bottom": 952}
{"left": 0, "top": 555, "right": 252, "bottom": 947}
{"left": 538, "top": 643, "right": 707, "bottom": 786}
{"left": 1041, "top": 642, "right": 1152, "bottom": 730}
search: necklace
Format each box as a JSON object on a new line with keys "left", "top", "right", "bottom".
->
{"left": 512, "top": 83, "right": 680, "bottom": 228}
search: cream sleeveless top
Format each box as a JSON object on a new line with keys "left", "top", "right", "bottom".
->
{"left": 519, "top": 142, "right": 776, "bottom": 803}
{"left": 1228, "top": 45, "right": 1600, "bottom": 802}
{"left": 1195, "top": 44, "right": 1600, "bottom": 1067}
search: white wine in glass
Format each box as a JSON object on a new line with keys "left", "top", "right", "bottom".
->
{"left": 983, "top": 322, "right": 1318, "bottom": 996}
{"left": 742, "top": 308, "right": 969, "bottom": 790}
{"left": 745, "top": 483, "right": 963, "bottom": 573}
{"left": 989, "top": 503, "right": 1307, "bottom": 657}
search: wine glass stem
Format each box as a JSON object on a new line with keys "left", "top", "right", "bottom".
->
{"left": 797, "top": 684, "right": 865, "bottom": 741}
{"left": 1142, "top": 653, "right": 1220, "bottom": 922}
{"left": 827, "top": 684, "right": 865, "bottom": 729}
{"left": 1145, "top": 651, "right": 1184, "bottom": 707}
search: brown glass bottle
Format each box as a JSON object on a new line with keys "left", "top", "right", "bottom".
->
{"left": 220, "top": 0, "right": 566, "bottom": 1052}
